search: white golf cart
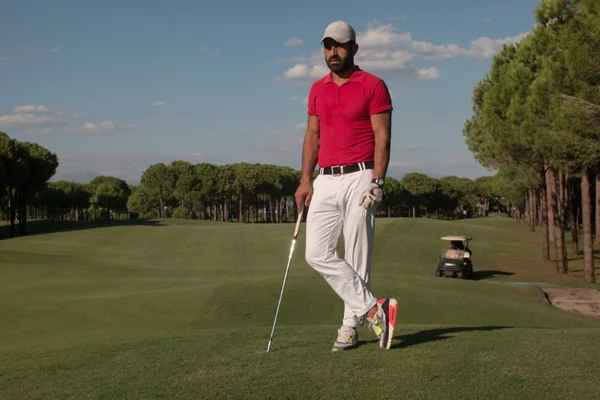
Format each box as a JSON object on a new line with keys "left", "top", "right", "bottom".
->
{"left": 435, "top": 235, "right": 473, "bottom": 279}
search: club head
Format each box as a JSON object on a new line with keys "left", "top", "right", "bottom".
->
{"left": 251, "top": 348, "right": 269, "bottom": 354}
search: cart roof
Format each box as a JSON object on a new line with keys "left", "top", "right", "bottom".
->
{"left": 440, "top": 235, "right": 472, "bottom": 241}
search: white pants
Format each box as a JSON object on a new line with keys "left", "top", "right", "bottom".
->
{"left": 305, "top": 168, "right": 378, "bottom": 328}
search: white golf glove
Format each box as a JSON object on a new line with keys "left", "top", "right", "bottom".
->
{"left": 358, "top": 182, "right": 383, "bottom": 209}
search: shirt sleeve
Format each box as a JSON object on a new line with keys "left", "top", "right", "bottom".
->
{"left": 307, "top": 83, "right": 318, "bottom": 116}
{"left": 369, "top": 79, "right": 393, "bottom": 115}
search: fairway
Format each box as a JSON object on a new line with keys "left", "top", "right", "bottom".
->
{"left": 1, "top": 217, "right": 599, "bottom": 399}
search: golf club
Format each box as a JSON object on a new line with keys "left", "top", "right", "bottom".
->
{"left": 252, "top": 207, "right": 304, "bottom": 354}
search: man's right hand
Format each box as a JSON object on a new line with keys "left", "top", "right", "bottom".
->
{"left": 294, "top": 181, "right": 313, "bottom": 212}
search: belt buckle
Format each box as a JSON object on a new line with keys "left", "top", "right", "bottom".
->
{"left": 331, "top": 165, "right": 343, "bottom": 176}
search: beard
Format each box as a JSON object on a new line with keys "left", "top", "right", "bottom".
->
{"left": 326, "top": 54, "right": 354, "bottom": 74}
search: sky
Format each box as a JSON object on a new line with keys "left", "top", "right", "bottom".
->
{"left": 0, "top": 0, "right": 541, "bottom": 184}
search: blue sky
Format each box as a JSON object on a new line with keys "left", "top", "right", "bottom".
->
{"left": 0, "top": 0, "right": 540, "bottom": 184}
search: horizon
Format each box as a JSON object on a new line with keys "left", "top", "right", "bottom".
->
{"left": 42, "top": 154, "right": 490, "bottom": 186}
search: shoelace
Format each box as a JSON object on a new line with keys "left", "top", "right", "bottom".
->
{"left": 337, "top": 328, "right": 356, "bottom": 343}
{"left": 369, "top": 316, "right": 383, "bottom": 336}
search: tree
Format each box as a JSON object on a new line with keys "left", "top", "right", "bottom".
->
{"left": 127, "top": 185, "right": 155, "bottom": 218}
{"left": 463, "top": 0, "right": 600, "bottom": 283}
{"left": 140, "top": 163, "right": 175, "bottom": 218}
{"left": 0, "top": 133, "right": 58, "bottom": 237}
{"left": 169, "top": 160, "right": 203, "bottom": 219}
{"left": 380, "top": 177, "right": 408, "bottom": 217}
{"left": 18, "top": 141, "right": 59, "bottom": 234}
{"left": 439, "top": 176, "right": 475, "bottom": 217}
{"left": 194, "top": 162, "right": 220, "bottom": 220}
{"left": 533, "top": 0, "right": 600, "bottom": 282}
{"left": 43, "top": 181, "right": 91, "bottom": 221}
{"left": 89, "top": 176, "right": 131, "bottom": 220}
{"left": 401, "top": 173, "right": 441, "bottom": 218}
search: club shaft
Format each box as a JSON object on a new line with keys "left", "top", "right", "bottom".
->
{"left": 261, "top": 209, "right": 303, "bottom": 353}
{"left": 266, "top": 238, "right": 296, "bottom": 351}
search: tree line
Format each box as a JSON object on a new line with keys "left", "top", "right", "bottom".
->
{"left": 1, "top": 129, "right": 513, "bottom": 236}
{"left": 463, "top": 0, "right": 599, "bottom": 284}
{"left": 129, "top": 163, "right": 506, "bottom": 222}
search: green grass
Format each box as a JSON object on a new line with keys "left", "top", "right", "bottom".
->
{"left": 1, "top": 216, "right": 599, "bottom": 399}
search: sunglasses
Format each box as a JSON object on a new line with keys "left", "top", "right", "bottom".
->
{"left": 322, "top": 40, "right": 351, "bottom": 51}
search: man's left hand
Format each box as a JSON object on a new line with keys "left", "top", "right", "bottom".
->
{"left": 359, "top": 182, "right": 383, "bottom": 209}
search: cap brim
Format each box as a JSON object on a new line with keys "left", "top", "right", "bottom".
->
{"left": 320, "top": 36, "right": 351, "bottom": 44}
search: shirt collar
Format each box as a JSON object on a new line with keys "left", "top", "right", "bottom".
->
{"left": 323, "top": 65, "right": 364, "bottom": 84}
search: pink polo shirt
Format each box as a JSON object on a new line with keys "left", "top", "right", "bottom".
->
{"left": 307, "top": 66, "right": 393, "bottom": 168}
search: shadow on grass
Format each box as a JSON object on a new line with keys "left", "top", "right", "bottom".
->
{"left": 567, "top": 249, "right": 600, "bottom": 262}
{"left": 0, "top": 218, "right": 164, "bottom": 240}
{"left": 471, "top": 270, "right": 515, "bottom": 280}
{"left": 358, "top": 326, "right": 512, "bottom": 349}
{"left": 391, "top": 325, "right": 512, "bottom": 349}
{"left": 565, "top": 266, "right": 600, "bottom": 273}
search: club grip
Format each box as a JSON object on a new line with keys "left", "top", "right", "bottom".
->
{"left": 293, "top": 208, "right": 304, "bottom": 239}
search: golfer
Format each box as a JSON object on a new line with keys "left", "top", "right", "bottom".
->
{"left": 294, "top": 20, "right": 397, "bottom": 351}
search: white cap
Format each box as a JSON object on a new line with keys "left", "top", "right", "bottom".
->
{"left": 320, "top": 21, "right": 356, "bottom": 44}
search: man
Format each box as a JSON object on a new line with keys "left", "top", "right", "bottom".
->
{"left": 451, "top": 240, "right": 472, "bottom": 257}
{"left": 294, "top": 20, "right": 398, "bottom": 351}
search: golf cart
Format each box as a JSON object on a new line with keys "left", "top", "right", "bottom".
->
{"left": 435, "top": 235, "right": 473, "bottom": 279}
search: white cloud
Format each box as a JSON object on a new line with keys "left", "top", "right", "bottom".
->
{"left": 284, "top": 37, "right": 304, "bottom": 47}
{"left": 418, "top": 67, "right": 441, "bottom": 80}
{"left": 355, "top": 22, "right": 528, "bottom": 60}
{"left": 277, "top": 21, "right": 529, "bottom": 83}
{"left": 357, "top": 50, "right": 413, "bottom": 70}
{"left": 357, "top": 23, "right": 413, "bottom": 47}
{"left": 0, "top": 105, "right": 132, "bottom": 135}
{"left": 0, "top": 113, "right": 64, "bottom": 127}
{"left": 49, "top": 46, "right": 60, "bottom": 54}
{"left": 0, "top": 106, "right": 86, "bottom": 130}
{"left": 82, "top": 121, "right": 137, "bottom": 133}
{"left": 13, "top": 105, "right": 50, "bottom": 113}
{"left": 153, "top": 100, "right": 166, "bottom": 107}
{"left": 282, "top": 63, "right": 329, "bottom": 80}
{"left": 484, "top": 17, "right": 493, "bottom": 23}
{"left": 465, "top": 33, "right": 530, "bottom": 60}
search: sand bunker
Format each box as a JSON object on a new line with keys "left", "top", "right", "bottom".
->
{"left": 542, "top": 287, "right": 600, "bottom": 320}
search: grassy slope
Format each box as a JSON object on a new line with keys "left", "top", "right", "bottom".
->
{"left": 0, "top": 217, "right": 599, "bottom": 399}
